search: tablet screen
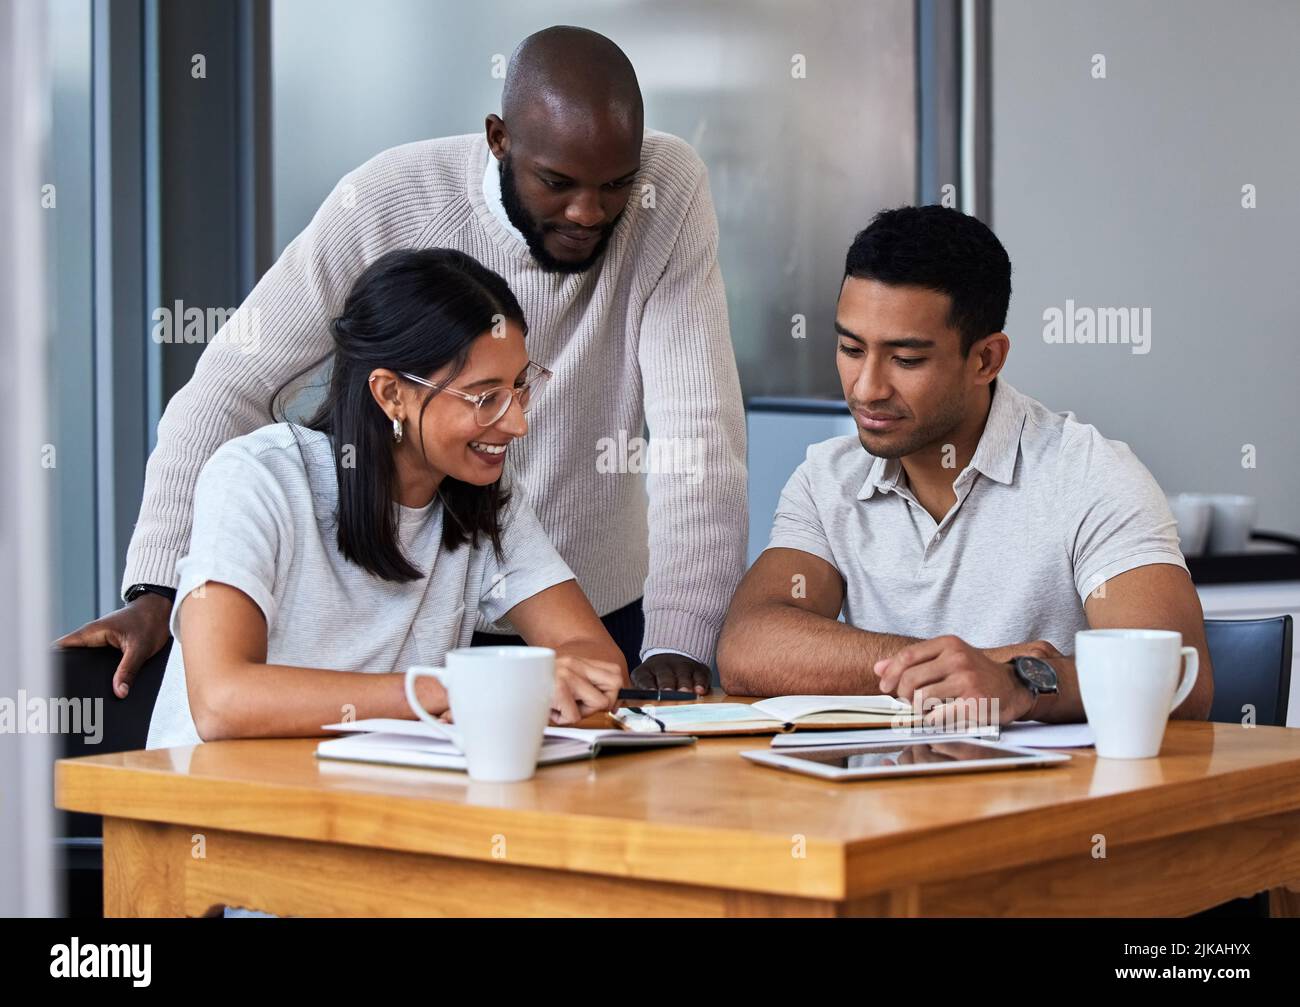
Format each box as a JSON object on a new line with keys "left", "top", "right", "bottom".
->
{"left": 780, "top": 740, "right": 1035, "bottom": 770}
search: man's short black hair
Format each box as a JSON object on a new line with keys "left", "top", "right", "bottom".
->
{"left": 843, "top": 205, "right": 1012, "bottom": 354}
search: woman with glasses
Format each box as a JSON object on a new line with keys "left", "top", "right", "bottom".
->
{"left": 147, "top": 248, "right": 627, "bottom": 748}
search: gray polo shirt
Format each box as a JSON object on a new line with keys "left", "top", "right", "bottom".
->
{"left": 764, "top": 380, "right": 1187, "bottom": 653}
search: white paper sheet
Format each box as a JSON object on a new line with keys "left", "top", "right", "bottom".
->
{"left": 998, "top": 721, "right": 1096, "bottom": 748}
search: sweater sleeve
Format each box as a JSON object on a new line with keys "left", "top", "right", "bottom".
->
{"left": 635, "top": 163, "right": 748, "bottom": 664}
{"left": 121, "top": 150, "right": 437, "bottom": 596}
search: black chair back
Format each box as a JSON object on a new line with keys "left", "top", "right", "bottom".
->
{"left": 1205, "top": 616, "right": 1292, "bottom": 728}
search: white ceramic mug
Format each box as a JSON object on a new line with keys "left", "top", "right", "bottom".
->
{"left": 405, "top": 646, "right": 555, "bottom": 782}
{"left": 1179, "top": 493, "right": 1257, "bottom": 554}
{"left": 1166, "top": 493, "right": 1212, "bottom": 557}
{"left": 1075, "top": 629, "right": 1198, "bottom": 759}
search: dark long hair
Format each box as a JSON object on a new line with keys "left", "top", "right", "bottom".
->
{"left": 272, "top": 248, "right": 527, "bottom": 582}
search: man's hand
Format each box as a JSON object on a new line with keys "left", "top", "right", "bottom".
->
{"left": 630, "top": 653, "right": 711, "bottom": 695}
{"left": 875, "top": 635, "right": 1035, "bottom": 726}
{"left": 54, "top": 593, "right": 173, "bottom": 699}
{"left": 551, "top": 654, "right": 625, "bottom": 725}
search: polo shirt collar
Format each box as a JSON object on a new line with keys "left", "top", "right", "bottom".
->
{"left": 965, "top": 378, "right": 1027, "bottom": 485}
{"left": 857, "top": 454, "right": 902, "bottom": 500}
{"left": 855, "top": 379, "right": 1027, "bottom": 500}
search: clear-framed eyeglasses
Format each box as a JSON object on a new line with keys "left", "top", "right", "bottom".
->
{"left": 398, "top": 360, "right": 552, "bottom": 427}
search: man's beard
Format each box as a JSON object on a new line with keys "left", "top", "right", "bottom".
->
{"left": 499, "top": 155, "right": 618, "bottom": 274}
{"left": 855, "top": 393, "right": 968, "bottom": 461}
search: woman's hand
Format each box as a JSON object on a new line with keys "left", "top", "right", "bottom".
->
{"left": 550, "top": 654, "right": 625, "bottom": 725}
{"left": 501, "top": 580, "right": 631, "bottom": 724}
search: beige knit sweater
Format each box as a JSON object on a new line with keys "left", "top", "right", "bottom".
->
{"left": 123, "top": 130, "right": 748, "bottom": 663}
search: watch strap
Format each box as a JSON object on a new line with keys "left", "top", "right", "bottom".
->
{"left": 125, "top": 583, "right": 178, "bottom": 604}
{"left": 1008, "top": 659, "right": 1043, "bottom": 721}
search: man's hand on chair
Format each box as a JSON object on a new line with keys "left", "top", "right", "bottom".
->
{"left": 55, "top": 593, "right": 173, "bottom": 699}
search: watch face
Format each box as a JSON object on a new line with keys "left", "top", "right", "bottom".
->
{"left": 1015, "top": 656, "right": 1058, "bottom": 691}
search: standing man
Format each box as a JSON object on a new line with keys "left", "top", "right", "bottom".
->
{"left": 57, "top": 26, "right": 747, "bottom": 695}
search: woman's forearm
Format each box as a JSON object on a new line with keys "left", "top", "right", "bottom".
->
{"left": 189, "top": 661, "right": 448, "bottom": 741}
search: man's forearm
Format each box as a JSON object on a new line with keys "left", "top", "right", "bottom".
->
{"left": 122, "top": 348, "right": 269, "bottom": 593}
{"left": 718, "top": 603, "right": 918, "bottom": 697}
{"left": 638, "top": 413, "right": 747, "bottom": 663}
{"left": 638, "top": 165, "right": 748, "bottom": 664}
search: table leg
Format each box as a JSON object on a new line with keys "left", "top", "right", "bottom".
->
{"left": 1269, "top": 881, "right": 1300, "bottom": 916}
{"left": 103, "top": 817, "right": 199, "bottom": 917}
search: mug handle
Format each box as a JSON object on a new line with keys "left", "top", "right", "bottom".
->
{"left": 405, "top": 666, "right": 453, "bottom": 735}
{"left": 1168, "top": 646, "right": 1199, "bottom": 713}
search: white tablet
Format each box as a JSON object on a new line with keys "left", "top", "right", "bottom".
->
{"left": 741, "top": 738, "right": 1070, "bottom": 781}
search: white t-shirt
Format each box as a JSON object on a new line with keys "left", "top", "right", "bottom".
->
{"left": 146, "top": 423, "right": 574, "bottom": 749}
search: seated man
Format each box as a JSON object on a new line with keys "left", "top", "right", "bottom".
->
{"left": 718, "top": 206, "right": 1212, "bottom": 725}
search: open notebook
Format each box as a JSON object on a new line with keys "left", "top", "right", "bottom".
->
{"left": 315, "top": 717, "right": 693, "bottom": 772}
{"left": 610, "top": 695, "right": 919, "bottom": 736}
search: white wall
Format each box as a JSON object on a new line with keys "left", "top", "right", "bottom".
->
{"left": 991, "top": 0, "right": 1300, "bottom": 536}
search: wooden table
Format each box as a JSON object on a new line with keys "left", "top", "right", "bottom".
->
{"left": 55, "top": 700, "right": 1300, "bottom": 917}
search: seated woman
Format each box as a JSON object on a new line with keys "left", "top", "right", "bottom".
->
{"left": 147, "top": 248, "right": 627, "bottom": 748}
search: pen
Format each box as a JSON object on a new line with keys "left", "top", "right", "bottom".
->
{"left": 617, "top": 688, "right": 697, "bottom": 701}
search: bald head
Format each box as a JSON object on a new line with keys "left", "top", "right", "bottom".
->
{"left": 501, "top": 26, "right": 643, "bottom": 143}
{"left": 487, "top": 27, "right": 644, "bottom": 273}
